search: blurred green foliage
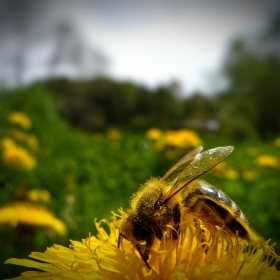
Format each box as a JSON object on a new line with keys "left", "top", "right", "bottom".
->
{"left": 38, "top": 36, "right": 280, "bottom": 140}
{"left": 31, "top": 16, "right": 279, "bottom": 141}
{"left": 40, "top": 62, "right": 280, "bottom": 141}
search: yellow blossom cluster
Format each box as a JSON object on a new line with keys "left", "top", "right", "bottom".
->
{"left": 224, "top": 168, "right": 239, "bottom": 180}
{"left": 255, "top": 155, "right": 279, "bottom": 168}
{"left": 107, "top": 130, "right": 122, "bottom": 140}
{"left": 241, "top": 169, "right": 258, "bottom": 181}
{"left": 106, "top": 130, "right": 122, "bottom": 150}
{"left": 146, "top": 128, "right": 162, "bottom": 140}
{"left": 0, "top": 203, "right": 66, "bottom": 236}
{"left": 273, "top": 137, "right": 280, "bottom": 148}
{"left": 10, "top": 129, "right": 39, "bottom": 151}
{"left": 212, "top": 162, "right": 238, "bottom": 180}
{"left": 212, "top": 161, "right": 257, "bottom": 181}
{"left": 1, "top": 137, "right": 36, "bottom": 170}
{"left": 8, "top": 112, "right": 32, "bottom": 130}
{"left": 146, "top": 128, "right": 202, "bottom": 152}
{"left": 27, "top": 189, "right": 51, "bottom": 203}
{"left": 1, "top": 111, "right": 39, "bottom": 169}
{"left": 5, "top": 214, "right": 279, "bottom": 279}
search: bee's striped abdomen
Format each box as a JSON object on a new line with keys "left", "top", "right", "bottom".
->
{"left": 200, "top": 181, "right": 247, "bottom": 221}
{"left": 182, "top": 180, "right": 251, "bottom": 240}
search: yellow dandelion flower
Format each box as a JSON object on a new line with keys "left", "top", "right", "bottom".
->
{"left": 1, "top": 137, "right": 16, "bottom": 148}
{"left": 224, "top": 168, "right": 239, "bottom": 180}
{"left": 242, "top": 169, "right": 257, "bottom": 181}
{"left": 146, "top": 128, "right": 163, "bottom": 140}
{"left": 165, "top": 129, "right": 202, "bottom": 149}
{"left": 1, "top": 140, "right": 36, "bottom": 170}
{"left": 255, "top": 155, "right": 279, "bottom": 168}
{"left": 273, "top": 137, "right": 280, "bottom": 148}
{"left": 25, "top": 134, "right": 39, "bottom": 151}
{"left": 0, "top": 203, "right": 66, "bottom": 235}
{"left": 5, "top": 214, "right": 279, "bottom": 279}
{"left": 211, "top": 162, "right": 228, "bottom": 178}
{"left": 27, "top": 189, "right": 51, "bottom": 203}
{"left": 10, "top": 129, "right": 26, "bottom": 141}
{"left": 107, "top": 130, "right": 122, "bottom": 140}
{"left": 9, "top": 130, "right": 39, "bottom": 151}
{"left": 8, "top": 112, "right": 32, "bottom": 130}
{"left": 151, "top": 129, "right": 202, "bottom": 151}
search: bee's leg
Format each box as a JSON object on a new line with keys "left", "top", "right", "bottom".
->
{"left": 135, "top": 244, "right": 151, "bottom": 270}
{"left": 172, "top": 202, "right": 181, "bottom": 240}
{"left": 193, "top": 219, "right": 208, "bottom": 254}
{"left": 201, "top": 228, "right": 208, "bottom": 253}
{"left": 153, "top": 224, "right": 163, "bottom": 240}
{"left": 118, "top": 232, "right": 128, "bottom": 248}
{"left": 119, "top": 231, "right": 152, "bottom": 270}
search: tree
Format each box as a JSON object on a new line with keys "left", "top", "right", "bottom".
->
{"left": 220, "top": 14, "right": 280, "bottom": 139}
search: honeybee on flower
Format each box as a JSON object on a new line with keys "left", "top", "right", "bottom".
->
{"left": 118, "top": 146, "right": 253, "bottom": 269}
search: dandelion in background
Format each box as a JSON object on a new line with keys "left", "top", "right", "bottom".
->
{"left": 1, "top": 137, "right": 36, "bottom": 170}
{"left": 211, "top": 161, "right": 228, "bottom": 178}
{"left": 25, "top": 135, "right": 39, "bottom": 151}
{"left": 9, "top": 130, "right": 39, "bottom": 151}
{"left": 211, "top": 162, "right": 240, "bottom": 180}
{"left": 106, "top": 130, "right": 122, "bottom": 150}
{"left": 255, "top": 155, "right": 279, "bottom": 168}
{"left": 146, "top": 128, "right": 202, "bottom": 152}
{"left": 146, "top": 128, "right": 163, "bottom": 140}
{"left": 8, "top": 112, "right": 32, "bottom": 130}
{"left": 27, "top": 189, "right": 51, "bottom": 203}
{"left": 224, "top": 168, "right": 239, "bottom": 180}
{"left": 164, "top": 129, "right": 202, "bottom": 149}
{"left": 106, "top": 130, "right": 122, "bottom": 140}
{"left": 242, "top": 169, "right": 257, "bottom": 181}
{"left": 273, "top": 137, "right": 280, "bottom": 148}
{"left": 9, "top": 129, "right": 26, "bottom": 141}
{"left": 0, "top": 203, "right": 66, "bottom": 236}
{"left": 212, "top": 163, "right": 257, "bottom": 181}
{"left": 5, "top": 215, "right": 280, "bottom": 279}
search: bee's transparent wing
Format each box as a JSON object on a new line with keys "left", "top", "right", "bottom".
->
{"left": 162, "top": 146, "right": 203, "bottom": 185}
{"left": 163, "top": 146, "right": 234, "bottom": 203}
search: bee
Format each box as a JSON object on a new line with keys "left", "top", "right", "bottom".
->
{"left": 118, "top": 146, "right": 252, "bottom": 269}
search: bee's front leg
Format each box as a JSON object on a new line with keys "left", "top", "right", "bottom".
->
{"left": 135, "top": 244, "right": 151, "bottom": 270}
{"left": 172, "top": 202, "right": 181, "bottom": 240}
{"left": 118, "top": 232, "right": 130, "bottom": 249}
{"left": 193, "top": 218, "right": 209, "bottom": 254}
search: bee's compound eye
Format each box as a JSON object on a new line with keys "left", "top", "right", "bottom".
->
{"left": 154, "top": 200, "right": 164, "bottom": 210}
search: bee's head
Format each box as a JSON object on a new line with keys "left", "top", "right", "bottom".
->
{"left": 135, "top": 186, "right": 163, "bottom": 216}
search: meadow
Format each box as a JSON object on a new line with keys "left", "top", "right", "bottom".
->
{"left": 1, "top": 87, "right": 280, "bottom": 278}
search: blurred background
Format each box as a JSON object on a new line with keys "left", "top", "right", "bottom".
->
{"left": 1, "top": 0, "right": 280, "bottom": 278}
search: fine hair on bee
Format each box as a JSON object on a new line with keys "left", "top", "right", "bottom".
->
{"left": 118, "top": 146, "right": 252, "bottom": 269}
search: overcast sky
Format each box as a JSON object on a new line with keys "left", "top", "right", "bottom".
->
{"left": 1, "top": 0, "right": 279, "bottom": 95}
